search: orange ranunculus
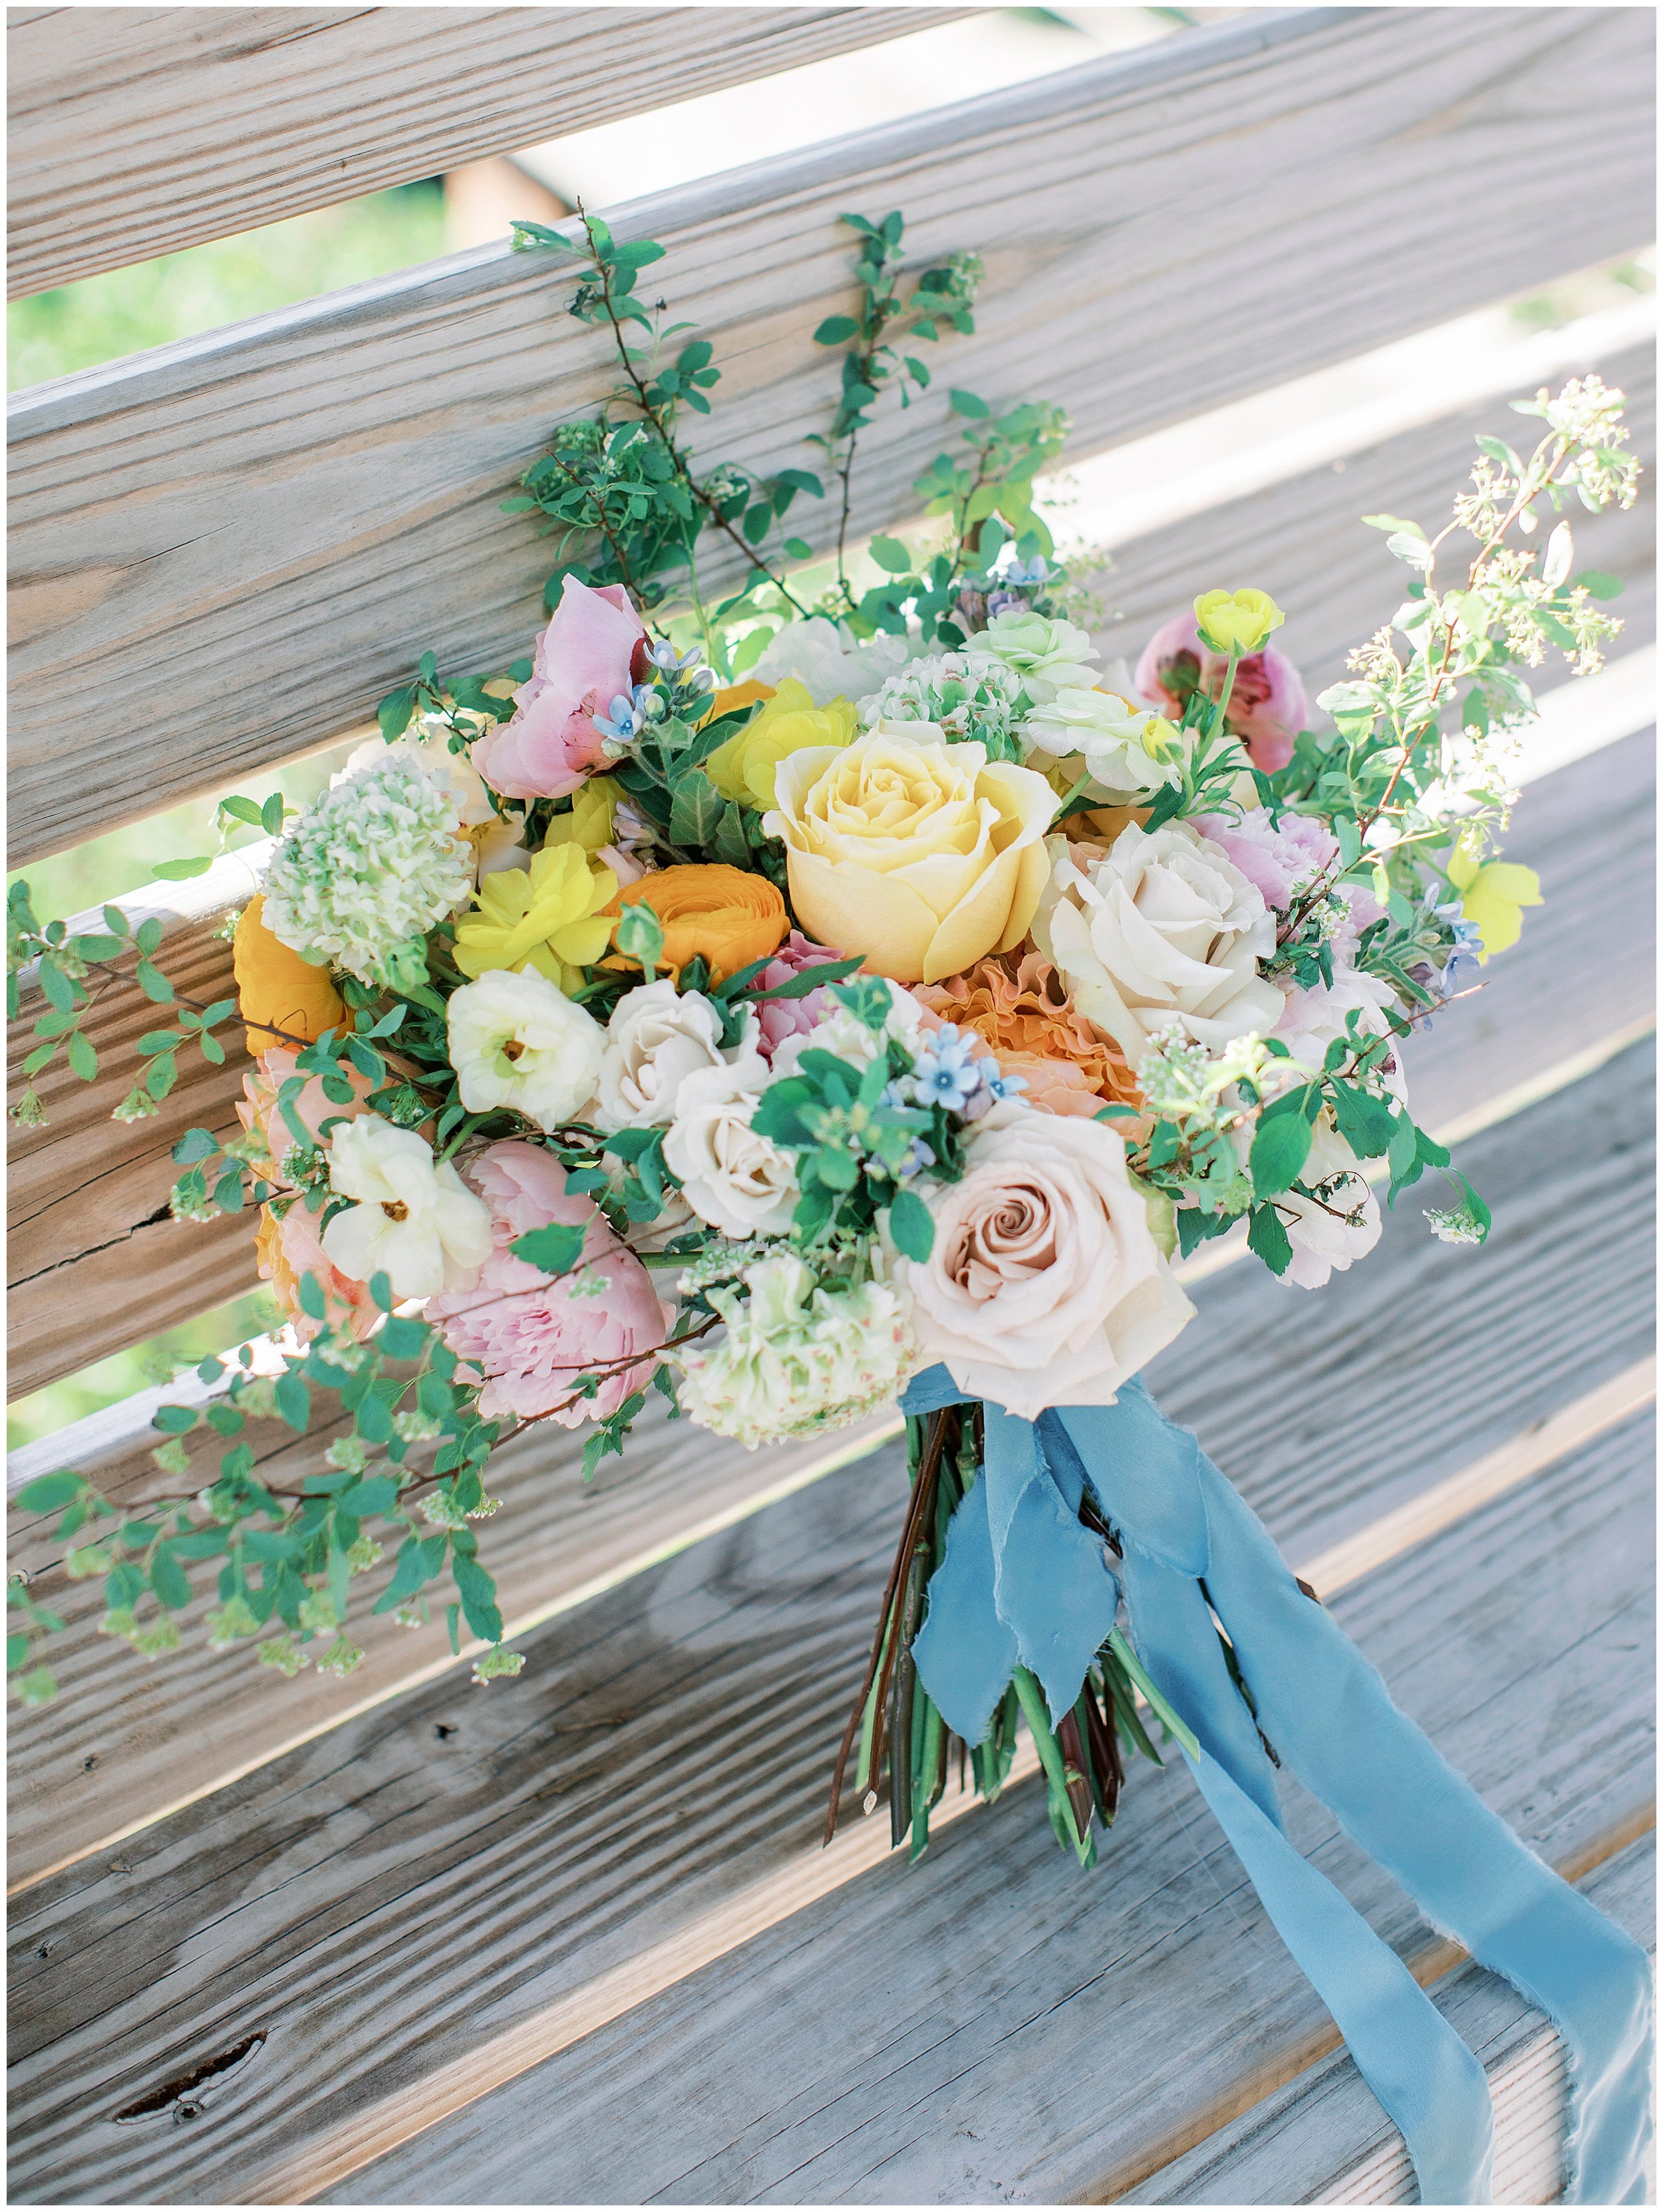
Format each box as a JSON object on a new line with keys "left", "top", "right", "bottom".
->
{"left": 702, "top": 680, "right": 775, "bottom": 724}
{"left": 233, "top": 895, "right": 345, "bottom": 1053}
{"left": 916, "top": 950, "right": 1142, "bottom": 1117}
{"left": 609, "top": 865, "right": 788, "bottom": 985}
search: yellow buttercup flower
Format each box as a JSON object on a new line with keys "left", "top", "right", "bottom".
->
{"left": 1445, "top": 847, "right": 1542, "bottom": 963}
{"left": 542, "top": 776, "right": 622, "bottom": 857}
{"left": 703, "top": 679, "right": 859, "bottom": 809}
{"left": 452, "top": 842, "right": 618, "bottom": 991}
{"left": 1193, "top": 589, "right": 1285, "bottom": 658}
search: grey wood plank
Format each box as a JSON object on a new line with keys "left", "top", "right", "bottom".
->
{"left": 8, "top": 387, "right": 1652, "bottom": 1397}
{"left": 9, "top": 5, "right": 1654, "bottom": 863}
{"left": 6, "top": 1051, "right": 1653, "bottom": 2203}
{"left": 1121, "top": 1837, "right": 1654, "bottom": 2205}
{"left": 5, "top": 9, "right": 968, "bottom": 297}
{"left": 328, "top": 1413, "right": 1656, "bottom": 2206}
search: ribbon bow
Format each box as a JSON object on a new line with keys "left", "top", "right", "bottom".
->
{"left": 899, "top": 1365, "right": 1651, "bottom": 2206}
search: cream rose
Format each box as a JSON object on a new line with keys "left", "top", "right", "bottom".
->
{"left": 663, "top": 1063, "right": 800, "bottom": 1239}
{"left": 899, "top": 1103, "right": 1194, "bottom": 1417}
{"left": 764, "top": 728, "right": 1055, "bottom": 985}
{"left": 1034, "top": 819, "right": 1285, "bottom": 1063}
{"left": 595, "top": 980, "right": 762, "bottom": 1133}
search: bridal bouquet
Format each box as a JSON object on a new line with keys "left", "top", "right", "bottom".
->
{"left": 10, "top": 211, "right": 1648, "bottom": 2202}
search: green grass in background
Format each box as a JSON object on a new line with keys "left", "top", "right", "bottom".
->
{"left": 8, "top": 179, "right": 445, "bottom": 390}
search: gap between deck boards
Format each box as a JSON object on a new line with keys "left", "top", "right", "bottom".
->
{"left": 231, "top": 1361, "right": 1656, "bottom": 2205}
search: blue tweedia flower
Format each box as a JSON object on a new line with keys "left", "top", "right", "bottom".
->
{"left": 593, "top": 692, "right": 643, "bottom": 744}
{"left": 650, "top": 640, "right": 702, "bottom": 676}
{"left": 907, "top": 1025, "right": 984, "bottom": 1113}
{"left": 980, "top": 1061, "right": 1030, "bottom": 1104}
{"left": 1002, "top": 555, "right": 1051, "bottom": 587}
{"left": 898, "top": 1136, "right": 937, "bottom": 1181}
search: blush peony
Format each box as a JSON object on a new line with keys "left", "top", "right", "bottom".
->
{"left": 1134, "top": 613, "right": 1308, "bottom": 772}
{"left": 472, "top": 577, "right": 647, "bottom": 801}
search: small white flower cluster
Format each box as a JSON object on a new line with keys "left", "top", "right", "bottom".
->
{"left": 673, "top": 1250, "right": 917, "bottom": 1449}
{"left": 1424, "top": 1204, "right": 1485, "bottom": 1246}
{"left": 263, "top": 758, "right": 475, "bottom": 986}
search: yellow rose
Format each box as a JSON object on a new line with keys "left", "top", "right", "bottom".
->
{"left": 1193, "top": 588, "right": 1285, "bottom": 657}
{"left": 1445, "top": 847, "right": 1542, "bottom": 962}
{"left": 452, "top": 842, "right": 618, "bottom": 991}
{"left": 542, "top": 776, "right": 622, "bottom": 857}
{"left": 764, "top": 728, "right": 1056, "bottom": 985}
{"left": 703, "top": 679, "right": 859, "bottom": 809}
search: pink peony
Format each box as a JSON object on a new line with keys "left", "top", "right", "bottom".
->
{"left": 472, "top": 578, "right": 648, "bottom": 802}
{"left": 427, "top": 1139, "right": 669, "bottom": 1428}
{"left": 1134, "top": 614, "right": 1308, "bottom": 772}
{"left": 1195, "top": 807, "right": 1337, "bottom": 913}
{"left": 750, "top": 930, "right": 845, "bottom": 1060}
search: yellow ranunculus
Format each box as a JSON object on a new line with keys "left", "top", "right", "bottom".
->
{"left": 1445, "top": 847, "right": 1542, "bottom": 963}
{"left": 764, "top": 728, "right": 1057, "bottom": 985}
{"left": 702, "top": 679, "right": 775, "bottom": 725}
{"left": 452, "top": 842, "right": 618, "bottom": 991}
{"left": 703, "top": 679, "right": 859, "bottom": 810}
{"left": 233, "top": 895, "right": 345, "bottom": 1053}
{"left": 1193, "top": 588, "right": 1285, "bottom": 658}
{"left": 542, "top": 776, "right": 623, "bottom": 857}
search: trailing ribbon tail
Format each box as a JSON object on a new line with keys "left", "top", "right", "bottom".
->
{"left": 900, "top": 1367, "right": 1652, "bottom": 2205}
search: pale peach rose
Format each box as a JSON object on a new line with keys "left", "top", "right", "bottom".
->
{"left": 256, "top": 1202, "right": 380, "bottom": 1343}
{"left": 897, "top": 1102, "right": 1193, "bottom": 1419}
{"left": 238, "top": 1048, "right": 375, "bottom": 1181}
{"left": 764, "top": 727, "right": 1055, "bottom": 985}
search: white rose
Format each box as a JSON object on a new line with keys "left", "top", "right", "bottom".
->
{"left": 663, "top": 1063, "right": 800, "bottom": 1239}
{"left": 447, "top": 968, "right": 605, "bottom": 1131}
{"left": 1034, "top": 819, "right": 1285, "bottom": 1063}
{"left": 595, "top": 980, "right": 763, "bottom": 1132}
{"left": 1275, "top": 1121, "right": 1382, "bottom": 1290}
{"left": 752, "top": 614, "right": 915, "bottom": 706}
{"left": 321, "top": 1114, "right": 493, "bottom": 1300}
{"left": 899, "top": 1101, "right": 1194, "bottom": 1419}
{"left": 978, "top": 609, "right": 1100, "bottom": 702}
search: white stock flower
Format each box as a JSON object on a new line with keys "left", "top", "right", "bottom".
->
{"left": 752, "top": 615, "right": 915, "bottom": 706}
{"left": 663, "top": 1063, "right": 800, "bottom": 1238}
{"left": 1274, "top": 1121, "right": 1382, "bottom": 1290}
{"left": 263, "top": 758, "right": 474, "bottom": 986}
{"left": 446, "top": 968, "right": 606, "bottom": 1131}
{"left": 1034, "top": 819, "right": 1285, "bottom": 1063}
{"left": 321, "top": 1115, "right": 492, "bottom": 1299}
{"left": 1020, "top": 688, "right": 1191, "bottom": 795}
{"left": 977, "top": 608, "right": 1100, "bottom": 701}
{"left": 595, "top": 980, "right": 762, "bottom": 1132}
{"left": 671, "top": 1252, "right": 917, "bottom": 1448}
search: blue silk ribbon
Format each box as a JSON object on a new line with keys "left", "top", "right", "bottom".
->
{"left": 899, "top": 1365, "right": 1652, "bottom": 2205}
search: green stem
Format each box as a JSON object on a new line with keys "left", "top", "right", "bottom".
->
{"left": 1106, "top": 1627, "right": 1200, "bottom": 1760}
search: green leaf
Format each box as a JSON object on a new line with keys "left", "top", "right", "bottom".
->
{"left": 15, "top": 1469, "right": 82, "bottom": 1512}
{"left": 378, "top": 686, "right": 416, "bottom": 743}
{"left": 813, "top": 315, "right": 859, "bottom": 345}
{"left": 150, "top": 1547, "right": 193, "bottom": 1611}
{"left": 135, "top": 958, "right": 176, "bottom": 1002}
{"left": 510, "top": 1221, "right": 587, "bottom": 1276}
{"left": 66, "top": 1029, "right": 98, "bottom": 1081}
{"left": 1360, "top": 513, "right": 1424, "bottom": 535}
{"left": 136, "top": 916, "right": 164, "bottom": 956}
{"left": 1329, "top": 1083, "right": 1397, "bottom": 1160}
{"left": 949, "top": 388, "right": 990, "bottom": 418}
{"left": 1246, "top": 1204, "right": 1293, "bottom": 1275}
{"left": 377, "top": 1315, "right": 430, "bottom": 1361}
{"left": 1575, "top": 569, "right": 1625, "bottom": 601}
{"left": 152, "top": 1404, "right": 198, "bottom": 1435}
{"left": 670, "top": 771, "right": 727, "bottom": 847}
{"left": 261, "top": 792, "right": 287, "bottom": 836}
{"left": 297, "top": 1271, "right": 328, "bottom": 1322}
{"left": 218, "top": 794, "right": 266, "bottom": 828}
{"left": 1249, "top": 1097, "right": 1314, "bottom": 1199}
{"left": 452, "top": 1554, "right": 502, "bottom": 1644}
{"left": 887, "top": 1186, "right": 934, "bottom": 1262}
{"left": 151, "top": 856, "right": 214, "bottom": 881}
{"left": 867, "top": 535, "right": 913, "bottom": 575}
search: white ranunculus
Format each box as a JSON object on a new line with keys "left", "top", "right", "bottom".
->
{"left": 321, "top": 1114, "right": 493, "bottom": 1299}
{"left": 1034, "top": 819, "right": 1285, "bottom": 1063}
{"left": 1020, "top": 688, "right": 1189, "bottom": 795}
{"left": 595, "top": 980, "right": 763, "bottom": 1132}
{"left": 899, "top": 1102, "right": 1193, "bottom": 1417}
{"left": 751, "top": 615, "right": 915, "bottom": 706}
{"left": 663, "top": 1063, "right": 800, "bottom": 1239}
{"left": 977, "top": 609, "right": 1100, "bottom": 702}
{"left": 446, "top": 968, "right": 606, "bottom": 1131}
{"left": 1275, "top": 1121, "right": 1382, "bottom": 1290}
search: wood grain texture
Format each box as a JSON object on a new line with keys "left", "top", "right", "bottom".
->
{"left": 324, "top": 1420, "right": 1652, "bottom": 2205}
{"left": 8, "top": 382, "right": 1652, "bottom": 1397}
{"left": 6, "top": 1049, "right": 1653, "bottom": 2202}
{"left": 1116, "top": 1838, "right": 1654, "bottom": 2204}
{"left": 9, "top": 5, "right": 1654, "bottom": 863}
{"left": 5, "top": 7, "right": 967, "bottom": 298}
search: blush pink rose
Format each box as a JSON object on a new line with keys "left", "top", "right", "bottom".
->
{"left": 750, "top": 930, "right": 844, "bottom": 1060}
{"left": 472, "top": 578, "right": 648, "bottom": 802}
{"left": 427, "top": 1139, "right": 669, "bottom": 1427}
{"left": 1134, "top": 614, "right": 1308, "bottom": 773}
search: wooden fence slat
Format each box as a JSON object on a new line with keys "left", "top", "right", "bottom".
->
{"left": 5, "top": 7, "right": 969, "bottom": 299}
{"left": 8, "top": 5, "right": 1654, "bottom": 863}
{"left": 6, "top": 1014, "right": 1652, "bottom": 1919}
{"left": 317, "top": 1420, "right": 1656, "bottom": 2209}
{"left": 1123, "top": 1838, "right": 1654, "bottom": 2204}
{"left": 9, "top": 1338, "right": 1650, "bottom": 2201}
{"left": 8, "top": 350, "right": 1652, "bottom": 1395}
